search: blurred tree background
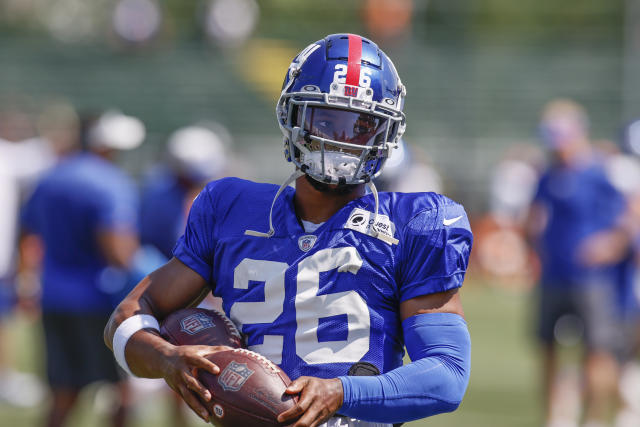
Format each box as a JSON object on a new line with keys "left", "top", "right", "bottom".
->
{"left": 0, "top": 0, "right": 633, "bottom": 212}
{"left": 0, "top": 2, "right": 638, "bottom": 426}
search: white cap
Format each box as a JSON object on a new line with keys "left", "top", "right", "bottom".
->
{"left": 89, "top": 110, "right": 145, "bottom": 151}
{"left": 167, "top": 125, "right": 227, "bottom": 183}
{"left": 627, "top": 119, "right": 640, "bottom": 156}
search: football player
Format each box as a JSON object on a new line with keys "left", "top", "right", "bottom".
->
{"left": 139, "top": 124, "right": 228, "bottom": 260}
{"left": 527, "top": 100, "right": 629, "bottom": 426}
{"left": 24, "top": 109, "right": 144, "bottom": 427}
{"left": 104, "top": 34, "right": 472, "bottom": 427}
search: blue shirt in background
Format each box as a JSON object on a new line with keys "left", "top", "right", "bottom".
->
{"left": 21, "top": 153, "right": 138, "bottom": 313}
{"left": 534, "top": 158, "right": 626, "bottom": 286}
{"left": 139, "top": 167, "right": 188, "bottom": 259}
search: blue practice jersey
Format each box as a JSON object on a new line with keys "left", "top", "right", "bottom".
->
{"left": 21, "top": 153, "right": 138, "bottom": 313}
{"left": 140, "top": 167, "right": 188, "bottom": 259}
{"left": 533, "top": 160, "right": 626, "bottom": 285}
{"left": 173, "top": 178, "right": 472, "bottom": 380}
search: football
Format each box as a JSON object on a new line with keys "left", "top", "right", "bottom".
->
{"left": 200, "top": 348, "right": 298, "bottom": 427}
{"left": 160, "top": 308, "right": 244, "bottom": 349}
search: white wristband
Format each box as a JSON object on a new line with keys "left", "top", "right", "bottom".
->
{"left": 112, "top": 314, "right": 160, "bottom": 377}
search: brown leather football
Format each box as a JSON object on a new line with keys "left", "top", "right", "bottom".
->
{"left": 160, "top": 308, "right": 244, "bottom": 349}
{"left": 200, "top": 348, "right": 298, "bottom": 426}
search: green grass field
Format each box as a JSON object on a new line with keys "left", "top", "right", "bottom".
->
{"left": 0, "top": 284, "right": 543, "bottom": 427}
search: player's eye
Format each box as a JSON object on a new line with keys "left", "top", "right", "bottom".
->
{"left": 354, "top": 124, "right": 368, "bottom": 135}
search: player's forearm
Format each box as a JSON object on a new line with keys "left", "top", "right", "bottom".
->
{"left": 104, "top": 276, "right": 174, "bottom": 378}
{"left": 105, "top": 259, "right": 215, "bottom": 378}
{"left": 105, "top": 306, "right": 176, "bottom": 378}
{"left": 339, "top": 357, "right": 466, "bottom": 422}
{"left": 104, "top": 275, "right": 154, "bottom": 349}
{"left": 338, "top": 313, "right": 471, "bottom": 423}
{"left": 120, "top": 329, "right": 176, "bottom": 378}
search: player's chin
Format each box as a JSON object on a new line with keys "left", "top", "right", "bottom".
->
{"left": 305, "top": 174, "right": 358, "bottom": 195}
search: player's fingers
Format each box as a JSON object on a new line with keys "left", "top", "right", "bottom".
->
{"left": 177, "top": 383, "right": 210, "bottom": 422}
{"left": 182, "top": 371, "right": 212, "bottom": 402}
{"left": 290, "top": 407, "right": 318, "bottom": 427}
{"left": 308, "top": 403, "right": 333, "bottom": 427}
{"left": 193, "top": 344, "right": 233, "bottom": 355}
{"left": 186, "top": 353, "right": 220, "bottom": 375}
{"left": 285, "top": 376, "right": 309, "bottom": 394}
{"left": 294, "top": 401, "right": 331, "bottom": 427}
{"left": 277, "top": 387, "right": 313, "bottom": 422}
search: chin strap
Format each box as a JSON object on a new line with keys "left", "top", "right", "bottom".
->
{"left": 365, "top": 180, "right": 399, "bottom": 245}
{"left": 244, "top": 170, "right": 305, "bottom": 238}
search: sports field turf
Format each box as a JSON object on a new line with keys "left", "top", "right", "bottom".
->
{"left": 0, "top": 284, "right": 542, "bottom": 427}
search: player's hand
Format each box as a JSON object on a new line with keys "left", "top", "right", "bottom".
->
{"left": 161, "top": 344, "right": 231, "bottom": 422}
{"left": 277, "top": 376, "right": 343, "bottom": 427}
{"left": 577, "top": 230, "right": 629, "bottom": 266}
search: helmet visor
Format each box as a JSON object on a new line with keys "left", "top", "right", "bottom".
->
{"left": 297, "top": 107, "right": 387, "bottom": 146}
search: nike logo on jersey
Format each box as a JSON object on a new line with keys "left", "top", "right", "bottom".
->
{"left": 443, "top": 215, "right": 463, "bottom": 226}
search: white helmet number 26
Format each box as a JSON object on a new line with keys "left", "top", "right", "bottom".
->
{"left": 333, "top": 64, "right": 372, "bottom": 88}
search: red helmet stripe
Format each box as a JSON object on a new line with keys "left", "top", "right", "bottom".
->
{"left": 346, "top": 34, "right": 362, "bottom": 86}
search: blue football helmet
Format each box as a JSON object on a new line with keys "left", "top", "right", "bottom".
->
{"left": 277, "top": 33, "right": 406, "bottom": 185}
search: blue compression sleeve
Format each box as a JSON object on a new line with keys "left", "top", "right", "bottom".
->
{"left": 338, "top": 313, "right": 471, "bottom": 423}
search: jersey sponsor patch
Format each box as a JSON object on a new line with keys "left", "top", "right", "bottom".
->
{"left": 344, "top": 208, "right": 397, "bottom": 244}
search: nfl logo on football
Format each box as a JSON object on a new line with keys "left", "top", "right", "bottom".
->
{"left": 298, "top": 234, "right": 318, "bottom": 252}
{"left": 218, "top": 361, "right": 254, "bottom": 392}
{"left": 180, "top": 313, "right": 215, "bottom": 335}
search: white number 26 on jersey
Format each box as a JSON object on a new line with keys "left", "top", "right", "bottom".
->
{"left": 229, "top": 247, "right": 370, "bottom": 365}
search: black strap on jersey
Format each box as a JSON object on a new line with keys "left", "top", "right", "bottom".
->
{"left": 344, "top": 362, "right": 403, "bottom": 427}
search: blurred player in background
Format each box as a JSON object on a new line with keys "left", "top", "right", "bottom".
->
{"left": 138, "top": 124, "right": 229, "bottom": 426}
{"left": 0, "top": 102, "right": 52, "bottom": 407}
{"left": 140, "top": 124, "right": 229, "bottom": 261}
{"left": 21, "top": 109, "right": 144, "bottom": 427}
{"left": 601, "top": 123, "right": 640, "bottom": 427}
{"left": 526, "top": 99, "right": 631, "bottom": 427}
{"left": 105, "top": 33, "right": 472, "bottom": 427}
